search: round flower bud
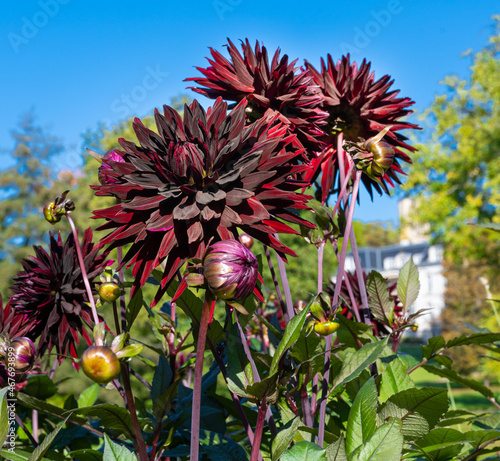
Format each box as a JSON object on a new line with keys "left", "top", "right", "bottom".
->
{"left": 98, "top": 151, "right": 124, "bottom": 185}
{"left": 314, "top": 320, "right": 340, "bottom": 336}
{"left": 99, "top": 282, "right": 121, "bottom": 303}
{"left": 81, "top": 346, "right": 120, "bottom": 384}
{"left": 203, "top": 239, "right": 258, "bottom": 302}
{"left": 238, "top": 233, "right": 254, "bottom": 249}
{"left": 7, "top": 337, "right": 37, "bottom": 374}
{"left": 43, "top": 202, "right": 61, "bottom": 224}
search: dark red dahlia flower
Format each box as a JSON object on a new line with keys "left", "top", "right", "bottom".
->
{"left": 9, "top": 228, "right": 109, "bottom": 361}
{"left": 186, "top": 39, "right": 327, "bottom": 155}
{"left": 305, "top": 54, "right": 420, "bottom": 201}
{"left": 92, "top": 98, "right": 314, "bottom": 304}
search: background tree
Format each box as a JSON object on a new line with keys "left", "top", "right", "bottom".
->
{"left": 402, "top": 17, "right": 500, "bottom": 279}
{"left": 0, "top": 112, "right": 77, "bottom": 294}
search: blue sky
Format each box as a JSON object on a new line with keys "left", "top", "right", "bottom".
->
{"left": 1, "top": 0, "right": 498, "bottom": 223}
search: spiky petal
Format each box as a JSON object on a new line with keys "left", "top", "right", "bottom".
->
{"left": 92, "top": 98, "right": 315, "bottom": 305}
{"left": 10, "top": 228, "right": 109, "bottom": 361}
{"left": 186, "top": 39, "right": 328, "bottom": 155}
{"left": 305, "top": 54, "right": 420, "bottom": 202}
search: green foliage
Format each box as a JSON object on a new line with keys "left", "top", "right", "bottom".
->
{"left": 403, "top": 19, "right": 500, "bottom": 272}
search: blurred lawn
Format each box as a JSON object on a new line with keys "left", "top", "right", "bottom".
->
{"left": 399, "top": 341, "right": 500, "bottom": 412}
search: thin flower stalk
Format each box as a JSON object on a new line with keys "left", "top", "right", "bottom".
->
{"left": 250, "top": 395, "right": 268, "bottom": 461}
{"left": 263, "top": 246, "right": 287, "bottom": 321}
{"left": 66, "top": 215, "right": 99, "bottom": 326}
{"left": 120, "top": 362, "right": 149, "bottom": 461}
{"left": 273, "top": 238, "right": 295, "bottom": 322}
{"left": 235, "top": 314, "right": 277, "bottom": 435}
{"left": 190, "top": 293, "right": 212, "bottom": 461}
{"left": 318, "top": 168, "right": 362, "bottom": 447}
{"left": 347, "top": 229, "right": 371, "bottom": 325}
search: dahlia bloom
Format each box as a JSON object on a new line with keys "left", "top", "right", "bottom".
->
{"left": 10, "top": 228, "right": 109, "bottom": 361}
{"left": 92, "top": 98, "right": 314, "bottom": 304}
{"left": 305, "top": 54, "right": 420, "bottom": 201}
{"left": 186, "top": 39, "right": 327, "bottom": 155}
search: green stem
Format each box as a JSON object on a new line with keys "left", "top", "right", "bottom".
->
{"left": 121, "top": 363, "right": 149, "bottom": 461}
{"left": 190, "top": 293, "right": 212, "bottom": 461}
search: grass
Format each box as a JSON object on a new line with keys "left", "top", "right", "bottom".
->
{"left": 399, "top": 341, "right": 500, "bottom": 412}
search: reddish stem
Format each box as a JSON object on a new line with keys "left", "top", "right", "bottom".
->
{"left": 66, "top": 215, "right": 99, "bottom": 325}
{"left": 250, "top": 395, "right": 268, "bottom": 461}
{"left": 190, "top": 293, "right": 211, "bottom": 461}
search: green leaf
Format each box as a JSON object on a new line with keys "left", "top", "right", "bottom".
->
{"left": 67, "top": 449, "right": 103, "bottom": 461}
{"left": 332, "top": 338, "right": 389, "bottom": 392}
{"left": 151, "top": 356, "right": 172, "bottom": 402}
{"left": 446, "top": 332, "right": 500, "bottom": 348}
{"left": 199, "top": 429, "right": 249, "bottom": 460}
{"left": 281, "top": 441, "right": 327, "bottom": 461}
{"left": 270, "top": 300, "right": 311, "bottom": 376}
{"left": 366, "top": 271, "right": 394, "bottom": 323}
{"left": 379, "top": 357, "right": 415, "bottom": 403}
{"left": 0, "top": 449, "right": 31, "bottom": 460}
{"left": 325, "top": 436, "right": 347, "bottom": 461}
{"left": 166, "top": 278, "right": 225, "bottom": 348}
{"left": 475, "top": 222, "right": 500, "bottom": 233}
{"left": 422, "top": 336, "right": 445, "bottom": 360}
{"left": 349, "top": 418, "right": 403, "bottom": 461}
{"left": 346, "top": 377, "right": 378, "bottom": 456}
{"left": 103, "top": 433, "right": 138, "bottom": 461}
{"left": 78, "top": 383, "right": 100, "bottom": 408}
{"left": 16, "top": 392, "right": 91, "bottom": 428}
{"left": 422, "top": 364, "right": 494, "bottom": 398}
{"left": 397, "top": 258, "right": 420, "bottom": 314}
{"left": 23, "top": 375, "right": 58, "bottom": 400}
{"left": 125, "top": 288, "right": 144, "bottom": 330}
{"left": 226, "top": 322, "right": 255, "bottom": 399}
{"left": 28, "top": 415, "right": 69, "bottom": 461}
{"left": 378, "top": 387, "right": 449, "bottom": 440}
{"left": 0, "top": 387, "right": 9, "bottom": 449}
{"left": 152, "top": 380, "right": 179, "bottom": 420}
{"left": 473, "top": 411, "right": 500, "bottom": 430}
{"left": 76, "top": 404, "right": 134, "bottom": 439}
{"left": 462, "top": 429, "right": 500, "bottom": 452}
{"left": 272, "top": 417, "right": 301, "bottom": 461}
{"left": 336, "top": 315, "right": 373, "bottom": 348}
{"left": 412, "top": 428, "right": 464, "bottom": 461}
{"left": 246, "top": 373, "right": 279, "bottom": 402}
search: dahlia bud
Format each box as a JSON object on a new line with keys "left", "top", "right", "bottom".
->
{"left": 361, "top": 127, "right": 395, "bottom": 178}
{"left": 238, "top": 233, "right": 254, "bottom": 249}
{"left": 98, "top": 150, "right": 124, "bottom": 185}
{"left": 203, "top": 239, "right": 258, "bottom": 303}
{"left": 313, "top": 320, "right": 340, "bottom": 336}
{"left": 81, "top": 345, "right": 120, "bottom": 384}
{"left": 7, "top": 337, "right": 37, "bottom": 374}
{"left": 43, "top": 190, "right": 75, "bottom": 224}
{"left": 99, "top": 282, "right": 121, "bottom": 303}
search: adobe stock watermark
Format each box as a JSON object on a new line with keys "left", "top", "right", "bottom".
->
{"left": 8, "top": 0, "right": 71, "bottom": 54}
{"left": 102, "top": 65, "right": 169, "bottom": 122}
{"left": 4, "top": 347, "right": 17, "bottom": 455}
{"left": 339, "top": 0, "right": 403, "bottom": 54}
{"left": 213, "top": 0, "right": 243, "bottom": 21}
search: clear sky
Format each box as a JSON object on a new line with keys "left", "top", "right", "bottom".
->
{"left": 1, "top": 0, "right": 498, "bottom": 223}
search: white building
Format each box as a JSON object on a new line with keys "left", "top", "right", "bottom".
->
{"left": 343, "top": 199, "right": 446, "bottom": 341}
{"left": 344, "top": 242, "right": 446, "bottom": 340}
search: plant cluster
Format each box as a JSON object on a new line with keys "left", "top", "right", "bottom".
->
{"left": 0, "top": 39, "right": 499, "bottom": 461}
